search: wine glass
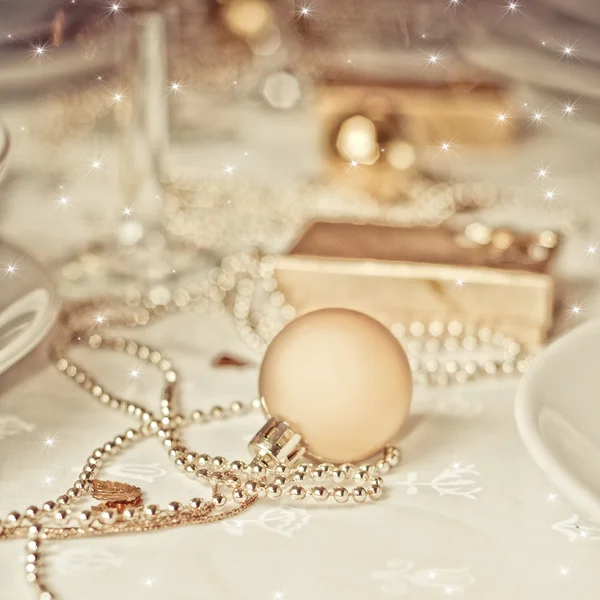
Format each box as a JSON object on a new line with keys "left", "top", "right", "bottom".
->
{"left": 55, "top": 6, "right": 217, "bottom": 299}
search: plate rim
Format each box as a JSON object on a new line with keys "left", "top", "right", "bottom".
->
{"left": 515, "top": 319, "right": 600, "bottom": 522}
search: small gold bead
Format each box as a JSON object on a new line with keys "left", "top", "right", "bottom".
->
{"left": 212, "top": 494, "right": 227, "bottom": 508}
{"left": 145, "top": 505, "right": 159, "bottom": 517}
{"left": 311, "top": 486, "right": 329, "bottom": 501}
{"left": 273, "top": 475, "right": 287, "bottom": 487}
{"left": 245, "top": 481, "right": 259, "bottom": 495}
{"left": 376, "top": 459, "right": 391, "bottom": 474}
{"left": 25, "top": 572, "right": 38, "bottom": 584}
{"left": 333, "top": 487, "right": 349, "bottom": 503}
{"left": 230, "top": 400, "right": 244, "bottom": 413}
{"left": 54, "top": 509, "right": 70, "bottom": 522}
{"left": 225, "top": 475, "right": 240, "bottom": 488}
{"left": 229, "top": 460, "right": 246, "bottom": 472}
{"left": 191, "top": 410, "right": 205, "bottom": 422}
{"left": 194, "top": 468, "right": 209, "bottom": 481}
{"left": 289, "top": 486, "right": 306, "bottom": 500}
{"left": 122, "top": 508, "right": 136, "bottom": 519}
{"left": 73, "top": 480, "right": 85, "bottom": 490}
{"left": 66, "top": 487, "right": 81, "bottom": 499}
{"left": 82, "top": 464, "right": 94, "bottom": 474}
{"left": 26, "top": 552, "right": 39, "bottom": 563}
{"left": 385, "top": 446, "right": 401, "bottom": 467}
{"left": 167, "top": 502, "right": 181, "bottom": 512}
{"left": 5, "top": 511, "right": 21, "bottom": 526}
{"left": 198, "top": 454, "right": 211, "bottom": 466}
{"left": 353, "top": 471, "right": 369, "bottom": 484}
{"left": 25, "top": 563, "right": 37, "bottom": 573}
{"left": 292, "top": 472, "right": 307, "bottom": 483}
{"left": 65, "top": 365, "right": 77, "bottom": 377}
{"left": 92, "top": 449, "right": 104, "bottom": 459}
{"left": 340, "top": 463, "right": 354, "bottom": 476}
{"left": 79, "top": 472, "right": 92, "bottom": 482}
{"left": 370, "top": 476, "right": 384, "bottom": 487}
{"left": 249, "top": 462, "right": 265, "bottom": 477}
{"left": 56, "top": 358, "right": 68, "bottom": 371}
{"left": 296, "top": 463, "right": 311, "bottom": 474}
{"left": 42, "top": 501, "right": 56, "bottom": 513}
{"left": 311, "top": 468, "right": 327, "bottom": 483}
{"left": 189, "top": 498, "right": 204, "bottom": 509}
{"left": 27, "top": 540, "right": 39, "bottom": 552}
{"left": 100, "top": 509, "right": 117, "bottom": 524}
{"left": 352, "top": 487, "right": 367, "bottom": 503}
{"left": 266, "top": 484, "right": 282, "bottom": 499}
{"left": 273, "top": 464, "right": 289, "bottom": 476}
{"left": 212, "top": 456, "right": 227, "bottom": 470}
{"left": 210, "top": 406, "right": 225, "bottom": 419}
{"left": 232, "top": 490, "right": 247, "bottom": 504}
{"left": 28, "top": 525, "right": 42, "bottom": 536}
{"left": 79, "top": 511, "right": 93, "bottom": 524}
{"left": 24, "top": 506, "right": 39, "bottom": 520}
{"left": 368, "top": 484, "right": 383, "bottom": 500}
{"left": 331, "top": 468, "right": 345, "bottom": 483}
{"left": 56, "top": 495, "right": 70, "bottom": 505}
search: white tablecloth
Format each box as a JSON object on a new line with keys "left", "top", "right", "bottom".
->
{"left": 2, "top": 83, "right": 600, "bottom": 600}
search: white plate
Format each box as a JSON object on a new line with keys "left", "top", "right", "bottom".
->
{"left": 0, "top": 240, "right": 61, "bottom": 376}
{"left": 516, "top": 320, "right": 600, "bottom": 522}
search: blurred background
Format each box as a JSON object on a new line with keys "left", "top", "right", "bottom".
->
{"left": 1, "top": 0, "right": 600, "bottom": 328}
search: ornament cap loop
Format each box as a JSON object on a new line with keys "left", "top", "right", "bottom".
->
{"left": 248, "top": 416, "right": 306, "bottom": 468}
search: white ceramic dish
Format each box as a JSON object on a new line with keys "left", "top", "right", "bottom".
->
{"left": 0, "top": 240, "right": 61, "bottom": 376}
{"left": 516, "top": 320, "right": 600, "bottom": 522}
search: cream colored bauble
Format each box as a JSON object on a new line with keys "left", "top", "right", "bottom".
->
{"left": 258, "top": 308, "right": 412, "bottom": 463}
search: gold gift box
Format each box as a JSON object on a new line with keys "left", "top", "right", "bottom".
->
{"left": 274, "top": 221, "right": 557, "bottom": 345}
{"left": 317, "top": 77, "right": 517, "bottom": 151}
{"left": 316, "top": 78, "right": 517, "bottom": 200}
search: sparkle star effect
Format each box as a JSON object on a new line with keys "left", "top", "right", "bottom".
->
{"left": 57, "top": 194, "right": 71, "bottom": 208}
{"left": 29, "top": 43, "right": 50, "bottom": 60}
{"left": 222, "top": 164, "right": 236, "bottom": 176}
{"left": 453, "top": 279, "right": 465, "bottom": 289}
{"left": 503, "top": 1, "right": 524, "bottom": 16}
{"left": 559, "top": 566, "right": 570, "bottom": 577}
{"left": 89, "top": 158, "right": 104, "bottom": 171}
{"left": 167, "top": 80, "right": 184, "bottom": 94}
{"left": 566, "top": 303, "right": 584, "bottom": 318}
{"left": 2, "top": 260, "right": 20, "bottom": 277}
{"left": 561, "top": 100, "right": 579, "bottom": 119}
{"left": 534, "top": 164, "right": 551, "bottom": 180}
{"left": 92, "top": 312, "right": 109, "bottom": 326}
{"left": 558, "top": 42, "right": 580, "bottom": 61}
{"left": 346, "top": 159, "right": 360, "bottom": 171}
{"left": 495, "top": 111, "right": 510, "bottom": 125}
{"left": 143, "top": 578, "right": 155, "bottom": 587}
{"left": 273, "top": 591, "right": 286, "bottom": 600}
{"left": 435, "top": 139, "right": 459, "bottom": 157}
{"left": 547, "top": 491, "right": 559, "bottom": 503}
{"left": 528, "top": 109, "right": 546, "bottom": 126}
{"left": 121, "top": 206, "right": 134, "bottom": 217}
{"left": 106, "top": 1, "right": 125, "bottom": 16}
{"left": 128, "top": 367, "right": 143, "bottom": 381}
{"left": 585, "top": 243, "right": 598, "bottom": 256}
{"left": 43, "top": 475, "right": 54, "bottom": 486}
{"left": 424, "top": 52, "right": 443, "bottom": 68}
{"left": 42, "top": 434, "right": 59, "bottom": 449}
{"left": 296, "top": 4, "right": 314, "bottom": 19}
{"left": 110, "top": 91, "right": 125, "bottom": 104}
{"left": 542, "top": 188, "right": 558, "bottom": 202}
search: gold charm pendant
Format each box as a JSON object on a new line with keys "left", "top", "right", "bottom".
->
{"left": 90, "top": 480, "right": 142, "bottom": 503}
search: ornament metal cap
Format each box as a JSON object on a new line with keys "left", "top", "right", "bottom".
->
{"left": 248, "top": 416, "right": 306, "bottom": 469}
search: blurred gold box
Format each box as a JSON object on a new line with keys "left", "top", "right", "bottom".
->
{"left": 317, "top": 78, "right": 516, "bottom": 151}
{"left": 274, "top": 222, "right": 556, "bottom": 345}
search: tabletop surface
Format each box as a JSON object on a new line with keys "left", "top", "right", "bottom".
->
{"left": 2, "top": 76, "right": 600, "bottom": 600}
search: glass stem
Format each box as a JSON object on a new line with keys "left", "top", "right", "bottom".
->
{"left": 118, "top": 9, "right": 169, "bottom": 235}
